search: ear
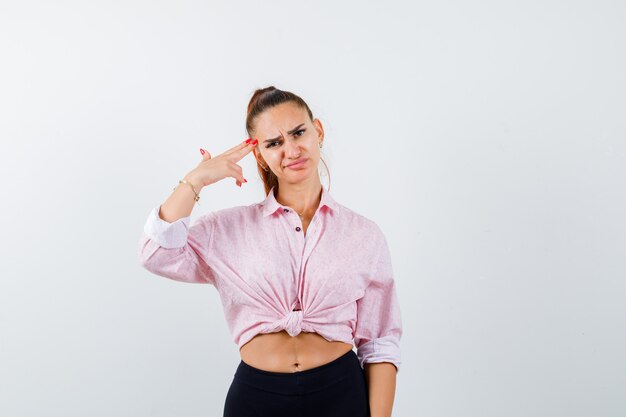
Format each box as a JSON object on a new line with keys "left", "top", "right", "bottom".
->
{"left": 253, "top": 147, "right": 265, "bottom": 165}
{"left": 312, "top": 118, "right": 324, "bottom": 141}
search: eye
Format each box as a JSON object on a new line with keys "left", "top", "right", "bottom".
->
{"left": 265, "top": 129, "right": 306, "bottom": 148}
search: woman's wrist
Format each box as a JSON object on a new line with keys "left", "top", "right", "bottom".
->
{"left": 183, "top": 172, "right": 205, "bottom": 190}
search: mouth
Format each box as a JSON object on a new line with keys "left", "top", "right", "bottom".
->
{"left": 285, "top": 157, "right": 308, "bottom": 169}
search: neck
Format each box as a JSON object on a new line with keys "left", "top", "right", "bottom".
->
{"left": 274, "top": 180, "right": 323, "bottom": 218}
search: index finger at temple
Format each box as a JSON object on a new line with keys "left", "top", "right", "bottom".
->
{"left": 232, "top": 139, "right": 259, "bottom": 160}
{"left": 223, "top": 139, "right": 254, "bottom": 155}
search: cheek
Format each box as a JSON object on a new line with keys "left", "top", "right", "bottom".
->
{"left": 265, "top": 152, "right": 281, "bottom": 164}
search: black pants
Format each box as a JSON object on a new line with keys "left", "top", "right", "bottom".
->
{"left": 223, "top": 349, "right": 370, "bottom": 417}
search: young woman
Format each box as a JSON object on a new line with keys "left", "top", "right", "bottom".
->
{"left": 138, "top": 86, "right": 403, "bottom": 417}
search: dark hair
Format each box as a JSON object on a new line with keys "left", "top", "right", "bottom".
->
{"left": 245, "top": 86, "right": 330, "bottom": 196}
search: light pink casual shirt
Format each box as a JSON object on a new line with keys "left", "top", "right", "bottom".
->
{"left": 138, "top": 185, "right": 403, "bottom": 372}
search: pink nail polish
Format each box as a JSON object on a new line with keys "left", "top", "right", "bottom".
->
{"left": 200, "top": 148, "right": 205, "bottom": 155}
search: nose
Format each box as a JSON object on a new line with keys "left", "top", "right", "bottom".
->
{"left": 283, "top": 138, "right": 302, "bottom": 158}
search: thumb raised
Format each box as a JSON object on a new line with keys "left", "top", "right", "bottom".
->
{"left": 199, "top": 148, "right": 212, "bottom": 160}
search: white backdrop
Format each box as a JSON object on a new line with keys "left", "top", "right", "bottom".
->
{"left": 1, "top": 1, "right": 625, "bottom": 416}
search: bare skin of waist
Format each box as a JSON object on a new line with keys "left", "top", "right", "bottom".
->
{"left": 239, "top": 330, "right": 354, "bottom": 373}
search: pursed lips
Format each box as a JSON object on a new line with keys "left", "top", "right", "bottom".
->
{"left": 285, "top": 157, "right": 307, "bottom": 168}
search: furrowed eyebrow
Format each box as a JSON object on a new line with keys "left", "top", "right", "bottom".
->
{"left": 263, "top": 123, "right": 305, "bottom": 143}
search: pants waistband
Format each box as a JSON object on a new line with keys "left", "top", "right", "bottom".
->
{"left": 233, "top": 349, "right": 361, "bottom": 395}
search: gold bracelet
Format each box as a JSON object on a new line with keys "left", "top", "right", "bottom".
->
{"left": 173, "top": 179, "right": 201, "bottom": 204}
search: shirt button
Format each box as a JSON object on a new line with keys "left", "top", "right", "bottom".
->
{"left": 295, "top": 226, "right": 301, "bottom": 232}
{"left": 283, "top": 208, "right": 289, "bottom": 212}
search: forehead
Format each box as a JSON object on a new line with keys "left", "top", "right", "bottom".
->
{"left": 253, "top": 102, "right": 308, "bottom": 135}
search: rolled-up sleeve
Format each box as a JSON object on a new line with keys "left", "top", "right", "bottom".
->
{"left": 138, "top": 205, "right": 217, "bottom": 286}
{"left": 354, "top": 233, "right": 403, "bottom": 373}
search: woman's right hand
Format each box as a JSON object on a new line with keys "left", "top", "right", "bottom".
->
{"left": 185, "top": 138, "right": 259, "bottom": 188}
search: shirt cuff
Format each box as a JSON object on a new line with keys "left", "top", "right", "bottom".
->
{"left": 356, "top": 335, "right": 402, "bottom": 373}
{"left": 142, "top": 205, "right": 191, "bottom": 248}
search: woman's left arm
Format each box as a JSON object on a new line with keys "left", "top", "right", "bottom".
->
{"left": 354, "top": 230, "right": 403, "bottom": 417}
{"left": 364, "top": 362, "right": 397, "bottom": 417}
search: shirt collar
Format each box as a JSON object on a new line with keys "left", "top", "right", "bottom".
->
{"left": 260, "top": 184, "right": 338, "bottom": 217}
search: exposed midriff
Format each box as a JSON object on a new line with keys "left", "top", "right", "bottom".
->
{"left": 239, "top": 330, "right": 354, "bottom": 373}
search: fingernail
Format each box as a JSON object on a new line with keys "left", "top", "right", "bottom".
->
{"left": 236, "top": 180, "right": 241, "bottom": 187}
{"left": 200, "top": 148, "right": 205, "bottom": 155}
{"left": 245, "top": 138, "right": 252, "bottom": 144}
{"left": 251, "top": 139, "right": 258, "bottom": 145}
{"left": 243, "top": 179, "right": 248, "bottom": 183}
